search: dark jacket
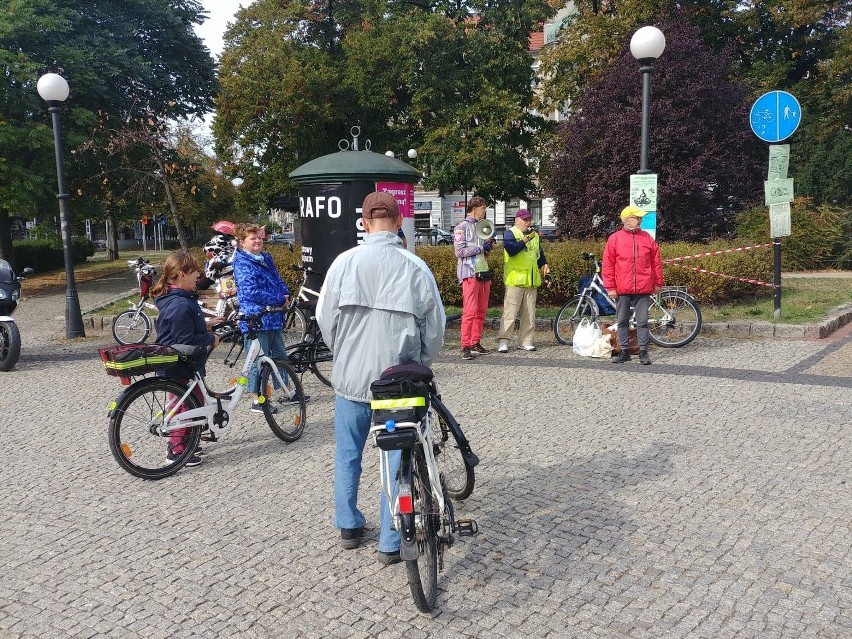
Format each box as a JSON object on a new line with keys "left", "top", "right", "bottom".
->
{"left": 154, "top": 288, "right": 214, "bottom": 376}
{"left": 232, "top": 249, "right": 289, "bottom": 332}
{"left": 602, "top": 228, "right": 664, "bottom": 295}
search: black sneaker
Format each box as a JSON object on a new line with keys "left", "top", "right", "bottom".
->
{"left": 377, "top": 550, "right": 402, "bottom": 566}
{"left": 251, "top": 402, "right": 278, "bottom": 414}
{"left": 639, "top": 350, "right": 652, "bottom": 365}
{"left": 278, "top": 393, "right": 310, "bottom": 405}
{"left": 166, "top": 450, "right": 202, "bottom": 467}
{"left": 461, "top": 347, "right": 474, "bottom": 360}
{"left": 340, "top": 526, "right": 363, "bottom": 550}
{"left": 611, "top": 351, "right": 631, "bottom": 364}
{"left": 470, "top": 342, "right": 490, "bottom": 355}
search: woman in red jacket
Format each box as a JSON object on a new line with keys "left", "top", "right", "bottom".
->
{"left": 602, "top": 206, "right": 664, "bottom": 365}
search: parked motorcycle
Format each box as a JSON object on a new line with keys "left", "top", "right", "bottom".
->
{"left": 0, "top": 260, "right": 34, "bottom": 371}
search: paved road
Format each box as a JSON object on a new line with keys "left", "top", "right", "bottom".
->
{"left": 1, "top": 277, "right": 850, "bottom": 638}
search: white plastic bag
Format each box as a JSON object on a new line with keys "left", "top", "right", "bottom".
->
{"left": 572, "top": 318, "right": 602, "bottom": 357}
{"left": 587, "top": 334, "right": 614, "bottom": 358}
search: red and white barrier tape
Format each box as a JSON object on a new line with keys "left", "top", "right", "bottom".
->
{"left": 662, "top": 242, "right": 774, "bottom": 264}
{"left": 666, "top": 262, "right": 774, "bottom": 287}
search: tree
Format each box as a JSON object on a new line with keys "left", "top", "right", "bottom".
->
{"left": 544, "top": 11, "right": 763, "bottom": 241}
{"left": 0, "top": 0, "right": 216, "bottom": 266}
{"left": 214, "top": 0, "right": 552, "bottom": 209}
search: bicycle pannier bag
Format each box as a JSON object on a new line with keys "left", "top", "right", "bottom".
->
{"left": 370, "top": 377, "right": 430, "bottom": 424}
{"left": 98, "top": 344, "right": 193, "bottom": 379}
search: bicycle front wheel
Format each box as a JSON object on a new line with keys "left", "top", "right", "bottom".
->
{"left": 554, "top": 295, "right": 599, "bottom": 345}
{"left": 108, "top": 377, "right": 203, "bottom": 479}
{"left": 648, "top": 290, "right": 702, "bottom": 348}
{"left": 112, "top": 309, "right": 152, "bottom": 345}
{"left": 282, "top": 307, "right": 307, "bottom": 346}
{"left": 405, "top": 448, "right": 440, "bottom": 613}
{"left": 431, "top": 406, "right": 474, "bottom": 501}
{"left": 310, "top": 343, "right": 333, "bottom": 388}
{"left": 258, "top": 359, "right": 306, "bottom": 442}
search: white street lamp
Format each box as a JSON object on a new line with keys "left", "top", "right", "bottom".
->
{"left": 630, "top": 26, "right": 666, "bottom": 174}
{"left": 37, "top": 72, "right": 85, "bottom": 338}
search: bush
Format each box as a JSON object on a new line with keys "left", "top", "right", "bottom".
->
{"left": 736, "top": 197, "right": 845, "bottom": 270}
{"left": 12, "top": 237, "right": 94, "bottom": 272}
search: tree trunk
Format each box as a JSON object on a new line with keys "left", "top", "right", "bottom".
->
{"left": 106, "top": 213, "right": 118, "bottom": 261}
{"left": 160, "top": 168, "right": 189, "bottom": 251}
{"left": 0, "top": 209, "right": 15, "bottom": 271}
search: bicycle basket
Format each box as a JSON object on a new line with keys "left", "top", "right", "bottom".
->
{"left": 369, "top": 377, "right": 430, "bottom": 424}
{"left": 98, "top": 344, "right": 194, "bottom": 379}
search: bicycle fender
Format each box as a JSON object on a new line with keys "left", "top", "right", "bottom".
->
{"left": 431, "top": 397, "right": 480, "bottom": 468}
{"left": 400, "top": 537, "right": 419, "bottom": 561}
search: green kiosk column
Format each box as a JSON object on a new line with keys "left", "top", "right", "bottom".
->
{"left": 289, "top": 130, "right": 419, "bottom": 295}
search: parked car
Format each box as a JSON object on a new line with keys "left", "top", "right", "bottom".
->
{"left": 414, "top": 228, "right": 454, "bottom": 246}
{"left": 536, "top": 227, "right": 560, "bottom": 242}
{"left": 268, "top": 232, "right": 295, "bottom": 244}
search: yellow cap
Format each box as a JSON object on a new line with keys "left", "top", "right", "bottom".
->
{"left": 620, "top": 205, "right": 646, "bottom": 221}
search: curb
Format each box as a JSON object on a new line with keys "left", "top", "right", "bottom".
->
{"left": 479, "top": 303, "right": 852, "bottom": 340}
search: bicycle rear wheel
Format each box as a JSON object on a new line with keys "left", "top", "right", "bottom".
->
{"left": 310, "top": 342, "right": 333, "bottom": 388}
{"left": 282, "top": 307, "right": 307, "bottom": 346}
{"left": 405, "top": 448, "right": 439, "bottom": 613}
{"left": 430, "top": 405, "right": 475, "bottom": 501}
{"left": 648, "top": 290, "right": 702, "bottom": 348}
{"left": 258, "top": 359, "right": 306, "bottom": 442}
{"left": 108, "top": 377, "right": 203, "bottom": 479}
{"left": 112, "top": 309, "right": 151, "bottom": 345}
{"left": 554, "top": 295, "right": 599, "bottom": 345}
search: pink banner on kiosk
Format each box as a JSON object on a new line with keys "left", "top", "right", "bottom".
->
{"left": 377, "top": 182, "right": 414, "bottom": 218}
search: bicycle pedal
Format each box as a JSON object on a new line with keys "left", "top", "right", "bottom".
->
{"left": 456, "top": 519, "right": 478, "bottom": 536}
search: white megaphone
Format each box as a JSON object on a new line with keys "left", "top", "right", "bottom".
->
{"left": 475, "top": 219, "right": 494, "bottom": 241}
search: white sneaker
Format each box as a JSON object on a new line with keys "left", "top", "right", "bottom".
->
{"left": 519, "top": 344, "right": 536, "bottom": 351}
{"left": 497, "top": 343, "right": 509, "bottom": 353}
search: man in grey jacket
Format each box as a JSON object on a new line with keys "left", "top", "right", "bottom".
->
{"left": 317, "top": 191, "right": 445, "bottom": 566}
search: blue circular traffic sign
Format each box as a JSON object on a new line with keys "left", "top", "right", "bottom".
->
{"left": 749, "top": 91, "right": 802, "bottom": 143}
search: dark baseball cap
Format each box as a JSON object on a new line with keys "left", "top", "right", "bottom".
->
{"left": 362, "top": 192, "right": 400, "bottom": 219}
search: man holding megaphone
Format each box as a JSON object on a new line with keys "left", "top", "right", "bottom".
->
{"left": 454, "top": 196, "right": 495, "bottom": 361}
{"left": 497, "top": 209, "right": 550, "bottom": 353}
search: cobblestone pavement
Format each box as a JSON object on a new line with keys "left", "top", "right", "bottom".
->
{"left": 1, "top": 276, "right": 849, "bottom": 639}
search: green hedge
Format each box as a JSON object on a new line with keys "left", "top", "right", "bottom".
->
{"left": 13, "top": 237, "right": 94, "bottom": 272}
{"left": 737, "top": 197, "right": 847, "bottom": 270}
{"left": 214, "top": 238, "right": 776, "bottom": 307}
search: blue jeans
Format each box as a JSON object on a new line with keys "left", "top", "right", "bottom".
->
{"left": 333, "top": 395, "right": 400, "bottom": 553}
{"left": 245, "top": 330, "right": 288, "bottom": 394}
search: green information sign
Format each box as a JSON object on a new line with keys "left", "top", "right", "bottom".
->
{"left": 764, "top": 178, "right": 794, "bottom": 206}
{"left": 768, "top": 145, "right": 790, "bottom": 181}
{"left": 629, "top": 174, "right": 657, "bottom": 211}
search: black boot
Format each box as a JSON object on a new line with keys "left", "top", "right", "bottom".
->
{"left": 611, "top": 350, "right": 631, "bottom": 363}
{"left": 639, "top": 350, "right": 651, "bottom": 365}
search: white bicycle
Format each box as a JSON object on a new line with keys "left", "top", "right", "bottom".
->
{"left": 102, "top": 306, "right": 307, "bottom": 479}
{"left": 370, "top": 364, "right": 479, "bottom": 613}
{"left": 112, "top": 257, "right": 158, "bottom": 345}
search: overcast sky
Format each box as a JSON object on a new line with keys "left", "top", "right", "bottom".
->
{"left": 195, "top": 1, "right": 255, "bottom": 59}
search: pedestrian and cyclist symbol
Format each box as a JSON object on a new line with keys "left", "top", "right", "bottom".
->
{"left": 749, "top": 91, "right": 801, "bottom": 143}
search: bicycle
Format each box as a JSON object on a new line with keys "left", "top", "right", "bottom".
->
{"left": 112, "top": 257, "right": 158, "bottom": 345}
{"left": 554, "top": 252, "right": 702, "bottom": 348}
{"left": 101, "top": 306, "right": 307, "bottom": 480}
{"left": 369, "top": 364, "right": 479, "bottom": 613}
{"left": 284, "top": 266, "right": 333, "bottom": 387}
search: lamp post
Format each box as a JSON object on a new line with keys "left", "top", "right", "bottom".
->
{"left": 384, "top": 148, "right": 418, "bottom": 160}
{"left": 630, "top": 26, "right": 666, "bottom": 174}
{"left": 37, "top": 73, "right": 85, "bottom": 338}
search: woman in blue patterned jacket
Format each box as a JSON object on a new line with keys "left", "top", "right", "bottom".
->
{"left": 233, "top": 224, "right": 307, "bottom": 411}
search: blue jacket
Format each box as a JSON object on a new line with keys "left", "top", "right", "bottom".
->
{"left": 154, "top": 288, "right": 215, "bottom": 376}
{"left": 232, "top": 249, "right": 289, "bottom": 332}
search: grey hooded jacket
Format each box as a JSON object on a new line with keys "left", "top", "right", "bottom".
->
{"left": 316, "top": 232, "right": 445, "bottom": 403}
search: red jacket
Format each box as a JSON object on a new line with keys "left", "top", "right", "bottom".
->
{"left": 602, "top": 228, "right": 664, "bottom": 295}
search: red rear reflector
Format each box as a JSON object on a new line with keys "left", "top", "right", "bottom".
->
{"left": 398, "top": 495, "right": 413, "bottom": 514}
